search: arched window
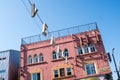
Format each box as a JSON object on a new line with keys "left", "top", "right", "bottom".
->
{"left": 84, "top": 45, "right": 89, "bottom": 53}
{"left": 52, "top": 51, "right": 57, "bottom": 60}
{"left": 90, "top": 44, "right": 95, "bottom": 52}
{"left": 78, "top": 47, "right": 83, "bottom": 55}
{"left": 58, "top": 50, "right": 62, "bottom": 58}
{"left": 33, "top": 54, "right": 38, "bottom": 63}
{"left": 28, "top": 55, "right": 32, "bottom": 64}
{"left": 39, "top": 54, "right": 44, "bottom": 62}
{"left": 64, "top": 49, "right": 69, "bottom": 57}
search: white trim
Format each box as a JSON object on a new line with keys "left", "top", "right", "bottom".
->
{"left": 85, "top": 63, "right": 96, "bottom": 75}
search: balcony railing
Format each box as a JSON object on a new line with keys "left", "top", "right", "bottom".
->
{"left": 21, "top": 22, "right": 98, "bottom": 45}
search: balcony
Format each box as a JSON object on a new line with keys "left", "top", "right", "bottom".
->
{"left": 21, "top": 22, "right": 98, "bottom": 45}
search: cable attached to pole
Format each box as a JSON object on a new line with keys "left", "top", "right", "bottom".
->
{"left": 21, "top": 0, "right": 53, "bottom": 44}
{"left": 21, "top": 0, "right": 41, "bottom": 31}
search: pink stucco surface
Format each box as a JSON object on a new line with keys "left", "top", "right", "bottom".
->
{"left": 20, "top": 30, "right": 112, "bottom": 80}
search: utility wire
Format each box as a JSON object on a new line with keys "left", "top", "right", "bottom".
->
{"left": 21, "top": 0, "right": 42, "bottom": 31}
{"left": 36, "top": 14, "right": 44, "bottom": 24}
{"left": 21, "top": 0, "right": 30, "bottom": 14}
{"left": 29, "top": 0, "right": 51, "bottom": 38}
{"left": 28, "top": 0, "right": 32, "bottom": 5}
{"left": 21, "top": 0, "right": 52, "bottom": 40}
{"left": 28, "top": 0, "right": 44, "bottom": 25}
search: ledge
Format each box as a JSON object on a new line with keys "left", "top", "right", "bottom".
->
{"left": 52, "top": 75, "right": 75, "bottom": 80}
{"left": 77, "top": 51, "right": 98, "bottom": 57}
{"left": 51, "top": 57, "right": 73, "bottom": 62}
{"left": 27, "top": 61, "right": 47, "bottom": 66}
{"left": 80, "top": 72, "right": 112, "bottom": 79}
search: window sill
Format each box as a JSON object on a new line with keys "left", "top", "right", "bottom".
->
{"left": 27, "top": 61, "right": 47, "bottom": 66}
{"left": 77, "top": 51, "right": 98, "bottom": 57}
{"left": 52, "top": 75, "right": 75, "bottom": 80}
{"left": 51, "top": 57, "right": 73, "bottom": 62}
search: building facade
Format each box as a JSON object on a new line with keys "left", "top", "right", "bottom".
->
{"left": 20, "top": 23, "right": 112, "bottom": 80}
{"left": 0, "top": 49, "right": 20, "bottom": 80}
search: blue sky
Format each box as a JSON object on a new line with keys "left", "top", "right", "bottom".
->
{"left": 0, "top": 0, "right": 120, "bottom": 79}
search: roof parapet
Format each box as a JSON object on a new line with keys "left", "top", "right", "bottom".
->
{"left": 21, "top": 22, "right": 98, "bottom": 45}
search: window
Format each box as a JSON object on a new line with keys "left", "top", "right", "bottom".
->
{"left": 58, "top": 50, "right": 62, "bottom": 58}
{"left": 0, "top": 70, "right": 5, "bottom": 73}
{"left": 32, "top": 73, "right": 40, "bottom": 80}
{"left": 85, "top": 63, "right": 96, "bottom": 75}
{"left": 28, "top": 55, "right": 32, "bottom": 64}
{"left": 0, "top": 78, "right": 4, "bottom": 80}
{"left": 59, "top": 68, "right": 65, "bottom": 77}
{"left": 39, "top": 54, "right": 44, "bottom": 62}
{"left": 52, "top": 51, "right": 57, "bottom": 60}
{"left": 0, "top": 57, "right": 6, "bottom": 60}
{"left": 64, "top": 49, "right": 69, "bottom": 57}
{"left": 66, "top": 68, "right": 72, "bottom": 75}
{"left": 54, "top": 70, "right": 58, "bottom": 78}
{"left": 90, "top": 44, "right": 95, "bottom": 52}
{"left": 53, "top": 67, "right": 72, "bottom": 78}
{"left": 84, "top": 45, "right": 89, "bottom": 53}
{"left": 78, "top": 47, "right": 83, "bottom": 55}
{"left": 33, "top": 54, "right": 38, "bottom": 63}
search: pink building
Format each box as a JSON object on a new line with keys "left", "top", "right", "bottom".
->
{"left": 20, "top": 23, "right": 112, "bottom": 80}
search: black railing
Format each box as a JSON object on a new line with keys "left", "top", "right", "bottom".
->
{"left": 21, "top": 22, "right": 98, "bottom": 45}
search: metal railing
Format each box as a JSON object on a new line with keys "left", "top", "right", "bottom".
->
{"left": 21, "top": 22, "right": 98, "bottom": 45}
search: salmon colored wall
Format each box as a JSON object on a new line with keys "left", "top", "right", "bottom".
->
{"left": 20, "top": 30, "right": 111, "bottom": 80}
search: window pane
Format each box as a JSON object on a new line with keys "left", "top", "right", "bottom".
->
{"left": 39, "top": 54, "right": 44, "bottom": 62}
{"left": 32, "top": 73, "right": 37, "bottom": 80}
{"left": 34, "top": 55, "right": 38, "bottom": 63}
{"left": 66, "top": 68, "right": 72, "bottom": 75}
{"left": 91, "top": 64, "right": 96, "bottom": 74}
{"left": 78, "top": 47, "right": 83, "bottom": 55}
{"left": 60, "top": 68, "right": 65, "bottom": 77}
{"left": 28, "top": 56, "right": 32, "bottom": 64}
{"left": 90, "top": 44, "right": 95, "bottom": 52}
{"left": 58, "top": 50, "right": 62, "bottom": 58}
{"left": 54, "top": 70, "right": 58, "bottom": 77}
{"left": 85, "top": 63, "right": 96, "bottom": 75}
{"left": 32, "top": 73, "right": 40, "bottom": 80}
{"left": 37, "top": 73, "right": 40, "bottom": 80}
{"left": 52, "top": 52, "right": 57, "bottom": 60}
{"left": 84, "top": 45, "right": 89, "bottom": 53}
{"left": 64, "top": 49, "right": 69, "bottom": 57}
{"left": 86, "top": 65, "right": 91, "bottom": 75}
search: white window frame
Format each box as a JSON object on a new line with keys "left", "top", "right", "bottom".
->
{"left": 85, "top": 63, "right": 96, "bottom": 75}
{"left": 58, "top": 50, "right": 62, "bottom": 59}
{"left": 33, "top": 54, "right": 38, "bottom": 63}
{"left": 66, "top": 67, "right": 72, "bottom": 76}
{"left": 54, "top": 70, "right": 59, "bottom": 78}
{"left": 89, "top": 44, "right": 96, "bottom": 53}
{"left": 78, "top": 47, "right": 83, "bottom": 55}
{"left": 39, "top": 54, "right": 44, "bottom": 62}
{"left": 83, "top": 45, "right": 89, "bottom": 54}
{"left": 28, "top": 55, "right": 32, "bottom": 64}
{"left": 64, "top": 49, "right": 69, "bottom": 57}
{"left": 32, "top": 73, "right": 41, "bottom": 80}
{"left": 52, "top": 51, "right": 57, "bottom": 60}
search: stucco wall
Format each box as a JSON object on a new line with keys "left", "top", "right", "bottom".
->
{"left": 20, "top": 30, "right": 111, "bottom": 80}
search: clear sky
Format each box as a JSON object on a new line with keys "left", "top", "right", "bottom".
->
{"left": 0, "top": 0, "right": 120, "bottom": 79}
